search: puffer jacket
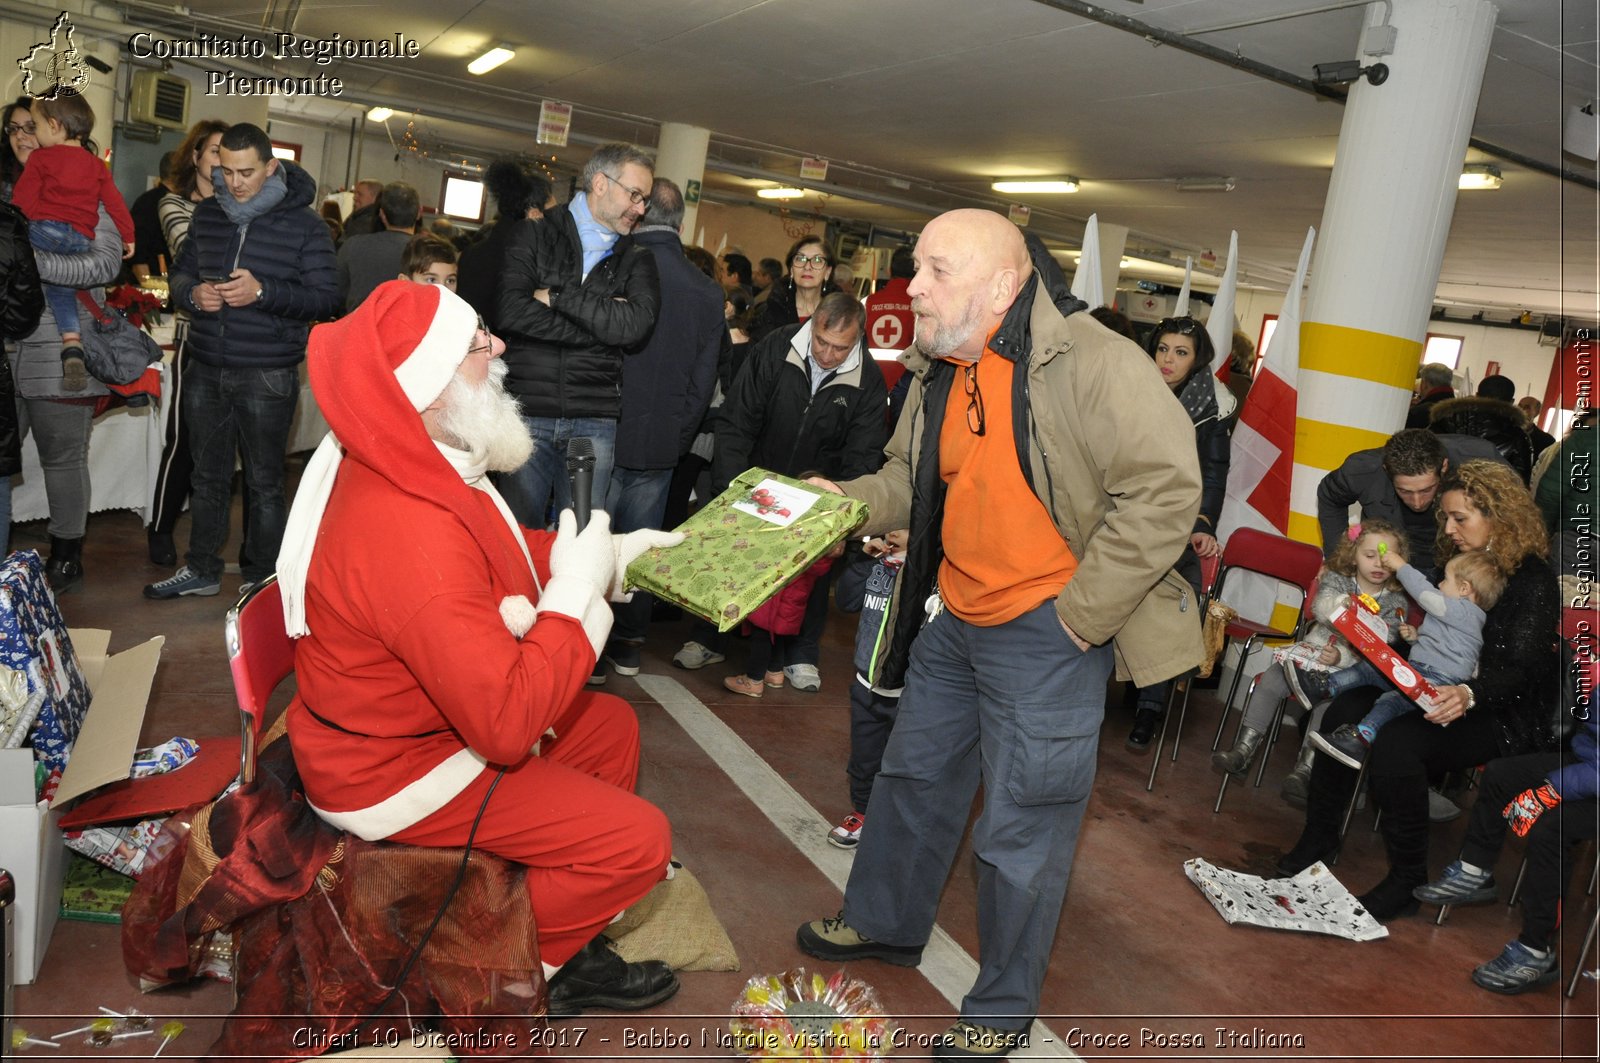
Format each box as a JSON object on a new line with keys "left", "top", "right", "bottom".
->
{"left": 1, "top": 201, "right": 42, "bottom": 342}
{"left": 749, "top": 278, "right": 840, "bottom": 345}
{"left": 496, "top": 202, "right": 660, "bottom": 419}
{"left": 712, "top": 320, "right": 887, "bottom": 493}
{"left": 169, "top": 160, "right": 339, "bottom": 369}
{"left": 11, "top": 206, "right": 120, "bottom": 401}
{"left": 840, "top": 271, "right": 1204, "bottom": 689}
{"left": 1429, "top": 396, "right": 1535, "bottom": 484}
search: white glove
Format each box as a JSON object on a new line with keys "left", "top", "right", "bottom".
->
{"left": 549, "top": 509, "right": 615, "bottom": 599}
{"left": 538, "top": 510, "right": 616, "bottom": 658}
{"left": 609, "top": 528, "right": 686, "bottom": 601}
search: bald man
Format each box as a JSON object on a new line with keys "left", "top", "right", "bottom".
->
{"left": 797, "top": 210, "right": 1202, "bottom": 1059}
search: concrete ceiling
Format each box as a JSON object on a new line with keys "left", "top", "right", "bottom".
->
{"left": 102, "top": 0, "right": 1600, "bottom": 315}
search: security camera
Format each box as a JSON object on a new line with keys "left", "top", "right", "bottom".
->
{"left": 1314, "top": 60, "right": 1389, "bottom": 86}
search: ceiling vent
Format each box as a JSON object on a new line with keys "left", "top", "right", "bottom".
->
{"left": 129, "top": 70, "right": 188, "bottom": 130}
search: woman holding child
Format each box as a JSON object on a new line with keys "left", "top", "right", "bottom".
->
{"left": 1275, "top": 460, "right": 1559, "bottom": 921}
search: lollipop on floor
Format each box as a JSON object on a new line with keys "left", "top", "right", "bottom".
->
{"left": 10, "top": 1028, "right": 60, "bottom": 1050}
{"left": 154, "top": 1022, "right": 186, "bottom": 1056}
{"left": 51, "top": 1018, "right": 113, "bottom": 1040}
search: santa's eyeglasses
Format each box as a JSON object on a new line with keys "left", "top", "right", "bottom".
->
{"left": 468, "top": 317, "right": 493, "bottom": 355}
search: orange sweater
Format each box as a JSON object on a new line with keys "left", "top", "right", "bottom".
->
{"left": 937, "top": 348, "right": 1077, "bottom": 626}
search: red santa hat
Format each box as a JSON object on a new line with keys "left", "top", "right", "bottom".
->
{"left": 277, "top": 280, "right": 533, "bottom": 636}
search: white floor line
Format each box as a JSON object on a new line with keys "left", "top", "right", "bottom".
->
{"left": 635, "top": 673, "right": 1079, "bottom": 1060}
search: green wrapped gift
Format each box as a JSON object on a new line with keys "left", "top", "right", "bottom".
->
{"left": 625, "top": 468, "right": 868, "bottom": 632}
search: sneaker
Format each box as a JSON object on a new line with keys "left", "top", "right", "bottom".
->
{"left": 604, "top": 640, "right": 642, "bottom": 676}
{"left": 827, "top": 812, "right": 865, "bottom": 849}
{"left": 1283, "top": 659, "right": 1333, "bottom": 711}
{"left": 763, "top": 670, "right": 786, "bottom": 688}
{"left": 795, "top": 912, "right": 922, "bottom": 966}
{"left": 1310, "top": 724, "right": 1369, "bottom": 769}
{"left": 724, "top": 674, "right": 764, "bottom": 698}
{"left": 784, "top": 663, "right": 821, "bottom": 692}
{"left": 147, "top": 529, "right": 176, "bottom": 566}
{"left": 1428, "top": 788, "right": 1462, "bottom": 823}
{"left": 673, "top": 641, "right": 724, "bottom": 670}
{"left": 936, "top": 1019, "right": 1029, "bottom": 1060}
{"left": 143, "top": 565, "right": 221, "bottom": 599}
{"left": 1471, "top": 939, "right": 1559, "bottom": 995}
{"left": 587, "top": 658, "right": 608, "bottom": 686}
{"left": 60, "top": 343, "right": 88, "bottom": 392}
{"left": 1413, "top": 859, "right": 1498, "bottom": 906}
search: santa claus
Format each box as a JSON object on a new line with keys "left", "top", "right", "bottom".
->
{"left": 277, "top": 280, "right": 682, "bottom": 1016}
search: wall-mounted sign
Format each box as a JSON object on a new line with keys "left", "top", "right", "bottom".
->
{"left": 537, "top": 101, "right": 571, "bottom": 147}
{"left": 800, "top": 157, "right": 829, "bottom": 182}
{"left": 1008, "top": 203, "right": 1031, "bottom": 227}
{"left": 685, "top": 178, "right": 701, "bottom": 204}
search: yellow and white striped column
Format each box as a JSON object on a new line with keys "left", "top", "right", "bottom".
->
{"left": 1291, "top": 0, "right": 1498, "bottom": 548}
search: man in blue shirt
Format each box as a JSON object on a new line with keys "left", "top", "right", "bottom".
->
{"left": 494, "top": 143, "right": 661, "bottom": 529}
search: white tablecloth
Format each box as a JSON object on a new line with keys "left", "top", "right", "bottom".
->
{"left": 11, "top": 361, "right": 331, "bottom": 526}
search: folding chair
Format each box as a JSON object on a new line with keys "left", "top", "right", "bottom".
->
{"left": 1146, "top": 551, "right": 1221, "bottom": 790}
{"left": 224, "top": 577, "right": 297, "bottom": 782}
{"left": 1205, "top": 528, "right": 1324, "bottom": 754}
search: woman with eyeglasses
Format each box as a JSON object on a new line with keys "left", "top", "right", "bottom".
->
{"left": 1126, "top": 316, "right": 1235, "bottom": 752}
{"left": 2, "top": 95, "right": 126, "bottom": 588}
{"left": 0, "top": 98, "right": 45, "bottom": 553}
{"left": 748, "top": 236, "right": 838, "bottom": 345}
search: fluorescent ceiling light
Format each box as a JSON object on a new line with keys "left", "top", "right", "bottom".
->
{"left": 757, "top": 187, "right": 805, "bottom": 199}
{"left": 1176, "top": 176, "right": 1236, "bottom": 193}
{"left": 468, "top": 45, "right": 515, "bottom": 75}
{"left": 1459, "top": 164, "right": 1502, "bottom": 190}
{"left": 991, "top": 178, "right": 1079, "bottom": 194}
{"left": 366, "top": 106, "right": 394, "bottom": 122}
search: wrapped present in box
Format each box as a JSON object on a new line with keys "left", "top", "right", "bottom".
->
{"left": 626, "top": 468, "right": 868, "bottom": 632}
{"left": 0, "top": 551, "right": 91, "bottom": 777}
{"left": 60, "top": 851, "right": 134, "bottom": 923}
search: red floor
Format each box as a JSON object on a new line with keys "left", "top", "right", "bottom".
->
{"left": 8, "top": 501, "right": 1599, "bottom": 1062}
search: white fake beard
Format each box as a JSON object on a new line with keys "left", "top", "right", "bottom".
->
{"left": 433, "top": 360, "right": 535, "bottom": 473}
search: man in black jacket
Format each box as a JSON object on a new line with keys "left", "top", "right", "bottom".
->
{"left": 495, "top": 142, "right": 660, "bottom": 527}
{"left": 706, "top": 291, "right": 887, "bottom": 689}
{"left": 147, "top": 123, "right": 338, "bottom": 600}
{"left": 600, "top": 179, "right": 723, "bottom": 680}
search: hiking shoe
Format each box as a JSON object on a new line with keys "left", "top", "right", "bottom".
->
{"left": 673, "top": 641, "right": 724, "bottom": 670}
{"left": 60, "top": 343, "right": 88, "bottom": 392}
{"left": 604, "top": 640, "right": 642, "bottom": 676}
{"left": 828, "top": 812, "right": 865, "bottom": 849}
{"left": 1472, "top": 940, "right": 1559, "bottom": 995}
{"left": 785, "top": 663, "right": 821, "bottom": 692}
{"left": 724, "top": 674, "right": 764, "bottom": 698}
{"left": 143, "top": 565, "right": 221, "bottom": 599}
{"left": 796, "top": 912, "right": 922, "bottom": 966}
{"left": 1310, "top": 724, "right": 1369, "bottom": 769}
{"left": 1413, "top": 859, "right": 1498, "bottom": 906}
{"left": 936, "top": 1019, "right": 1029, "bottom": 1060}
{"left": 1283, "top": 659, "right": 1334, "bottom": 711}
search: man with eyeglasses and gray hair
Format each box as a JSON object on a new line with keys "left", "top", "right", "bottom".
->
{"left": 496, "top": 141, "right": 661, "bottom": 532}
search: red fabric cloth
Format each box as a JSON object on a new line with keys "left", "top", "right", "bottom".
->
{"left": 12, "top": 145, "right": 136, "bottom": 241}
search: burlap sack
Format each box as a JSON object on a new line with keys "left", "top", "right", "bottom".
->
{"left": 603, "top": 862, "right": 739, "bottom": 972}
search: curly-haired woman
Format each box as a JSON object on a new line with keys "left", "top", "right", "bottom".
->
{"left": 1275, "top": 460, "right": 1560, "bottom": 921}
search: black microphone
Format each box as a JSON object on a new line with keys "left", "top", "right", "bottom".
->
{"left": 566, "top": 437, "right": 596, "bottom": 530}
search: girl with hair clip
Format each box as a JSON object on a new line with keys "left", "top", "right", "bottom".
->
{"left": 1212, "top": 519, "right": 1411, "bottom": 804}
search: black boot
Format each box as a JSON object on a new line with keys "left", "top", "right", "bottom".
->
{"left": 1359, "top": 772, "right": 1431, "bottom": 921}
{"left": 45, "top": 536, "right": 84, "bottom": 593}
{"left": 1126, "top": 707, "right": 1161, "bottom": 753}
{"left": 546, "top": 934, "right": 679, "bottom": 1019}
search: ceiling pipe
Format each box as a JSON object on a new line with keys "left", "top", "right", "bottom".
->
{"left": 1028, "top": 0, "right": 1599, "bottom": 192}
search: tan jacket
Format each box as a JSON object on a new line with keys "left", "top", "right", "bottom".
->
{"left": 841, "top": 278, "right": 1205, "bottom": 687}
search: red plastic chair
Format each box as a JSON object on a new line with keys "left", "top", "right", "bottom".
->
{"left": 224, "top": 577, "right": 296, "bottom": 783}
{"left": 1206, "top": 528, "right": 1326, "bottom": 755}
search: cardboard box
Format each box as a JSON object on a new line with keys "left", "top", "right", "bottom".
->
{"left": 1329, "top": 600, "right": 1440, "bottom": 709}
{"left": 0, "top": 630, "right": 163, "bottom": 985}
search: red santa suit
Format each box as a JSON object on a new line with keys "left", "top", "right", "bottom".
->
{"left": 278, "top": 281, "right": 670, "bottom": 968}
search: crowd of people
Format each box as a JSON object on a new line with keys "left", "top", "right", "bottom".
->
{"left": 2, "top": 99, "right": 1594, "bottom": 1057}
